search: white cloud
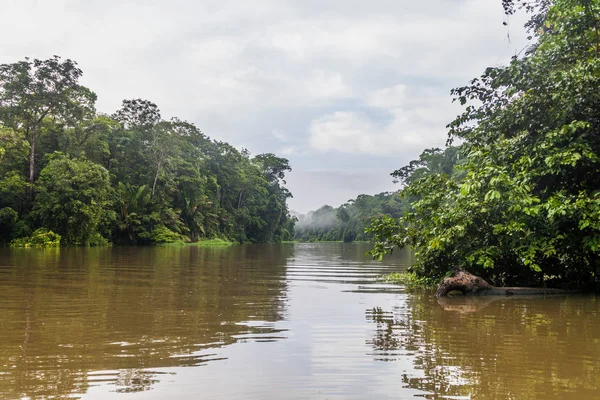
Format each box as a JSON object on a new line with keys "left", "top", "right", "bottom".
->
{"left": 307, "top": 70, "right": 352, "bottom": 99}
{"left": 309, "top": 84, "right": 461, "bottom": 156}
{"left": 367, "top": 85, "right": 409, "bottom": 110}
{"left": 286, "top": 169, "right": 397, "bottom": 212}
{"left": 310, "top": 111, "right": 379, "bottom": 153}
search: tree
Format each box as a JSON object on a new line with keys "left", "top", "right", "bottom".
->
{"left": 113, "top": 182, "right": 152, "bottom": 244}
{"left": 251, "top": 154, "right": 293, "bottom": 242}
{"left": 0, "top": 127, "right": 28, "bottom": 210}
{"left": 33, "top": 154, "right": 112, "bottom": 245}
{"left": 112, "top": 98, "right": 161, "bottom": 129}
{"left": 254, "top": 153, "right": 292, "bottom": 185}
{"left": 109, "top": 99, "right": 161, "bottom": 188}
{"left": 370, "top": 0, "right": 600, "bottom": 289}
{"left": 0, "top": 56, "right": 96, "bottom": 185}
{"left": 391, "top": 147, "right": 462, "bottom": 186}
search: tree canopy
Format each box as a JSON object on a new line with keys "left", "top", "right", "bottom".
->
{"left": 0, "top": 57, "right": 295, "bottom": 246}
{"left": 370, "top": 0, "right": 600, "bottom": 289}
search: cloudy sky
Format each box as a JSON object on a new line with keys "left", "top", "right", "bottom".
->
{"left": 1, "top": 0, "right": 528, "bottom": 212}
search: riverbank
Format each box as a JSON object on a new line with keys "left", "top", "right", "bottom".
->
{"left": 163, "top": 238, "right": 234, "bottom": 247}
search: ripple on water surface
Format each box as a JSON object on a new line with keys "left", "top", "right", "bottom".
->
{"left": 0, "top": 243, "right": 598, "bottom": 399}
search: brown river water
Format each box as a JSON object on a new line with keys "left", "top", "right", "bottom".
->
{"left": 0, "top": 243, "right": 599, "bottom": 399}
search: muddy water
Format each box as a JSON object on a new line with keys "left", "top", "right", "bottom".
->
{"left": 0, "top": 243, "right": 598, "bottom": 399}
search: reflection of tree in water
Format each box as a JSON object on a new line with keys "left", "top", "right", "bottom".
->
{"left": 0, "top": 244, "right": 292, "bottom": 398}
{"left": 113, "top": 369, "right": 168, "bottom": 393}
{"left": 367, "top": 291, "right": 600, "bottom": 400}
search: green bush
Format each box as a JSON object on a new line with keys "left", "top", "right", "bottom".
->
{"left": 11, "top": 228, "right": 61, "bottom": 248}
{"left": 139, "top": 226, "right": 182, "bottom": 244}
{"left": 379, "top": 272, "right": 438, "bottom": 288}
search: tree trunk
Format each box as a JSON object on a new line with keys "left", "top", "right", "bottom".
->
{"left": 29, "top": 126, "right": 36, "bottom": 185}
{"left": 237, "top": 186, "right": 245, "bottom": 209}
{"left": 151, "top": 160, "right": 162, "bottom": 199}
{"left": 435, "top": 268, "right": 572, "bottom": 297}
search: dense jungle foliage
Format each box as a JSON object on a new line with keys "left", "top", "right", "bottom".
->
{"left": 0, "top": 58, "right": 295, "bottom": 246}
{"left": 370, "top": 0, "right": 600, "bottom": 289}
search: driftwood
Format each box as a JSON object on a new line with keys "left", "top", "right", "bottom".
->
{"left": 435, "top": 269, "right": 571, "bottom": 297}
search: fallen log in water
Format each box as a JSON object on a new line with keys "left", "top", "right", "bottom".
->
{"left": 435, "top": 269, "right": 572, "bottom": 297}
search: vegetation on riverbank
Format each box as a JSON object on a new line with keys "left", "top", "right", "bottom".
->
{"left": 0, "top": 59, "right": 295, "bottom": 246}
{"left": 10, "top": 228, "right": 62, "bottom": 248}
{"left": 379, "top": 271, "right": 437, "bottom": 288}
{"left": 183, "top": 238, "right": 233, "bottom": 246}
{"left": 370, "top": 0, "right": 600, "bottom": 290}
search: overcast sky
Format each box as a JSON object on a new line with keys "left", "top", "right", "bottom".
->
{"left": 1, "top": 0, "right": 528, "bottom": 213}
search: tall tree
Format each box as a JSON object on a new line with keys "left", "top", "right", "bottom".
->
{"left": 0, "top": 56, "right": 96, "bottom": 185}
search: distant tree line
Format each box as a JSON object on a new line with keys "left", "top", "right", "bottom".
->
{"left": 293, "top": 193, "right": 405, "bottom": 242}
{"left": 0, "top": 56, "right": 295, "bottom": 246}
{"left": 293, "top": 146, "right": 460, "bottom": 243}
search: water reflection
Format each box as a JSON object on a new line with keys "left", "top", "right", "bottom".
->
{"left": 367, "top": 291, "right": 600, "bottom": 400}
{"left": 2, "top": 243, "right": 599, "bottom": 399}
{"left": 0, "top": 245, "right": 292, "bottom": 398}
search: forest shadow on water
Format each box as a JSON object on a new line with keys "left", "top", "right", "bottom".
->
{"left": 0, "top": 243, "right": 598, "bottom": 399}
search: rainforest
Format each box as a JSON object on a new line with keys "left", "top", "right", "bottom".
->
{"left": 0, "top": 58, "right": 295, "bottom": 246}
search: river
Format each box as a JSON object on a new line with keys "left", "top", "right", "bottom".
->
{"left": 0, "top": 243, "right": 598, "bottom": 399}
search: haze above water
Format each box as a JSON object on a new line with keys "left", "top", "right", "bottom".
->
{"left": 0, "top": 243, "right": 599, "bottom": 399}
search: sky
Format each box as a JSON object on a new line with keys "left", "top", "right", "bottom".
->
{"left": 1, "top": 0, "right": 529, "bottom": 213}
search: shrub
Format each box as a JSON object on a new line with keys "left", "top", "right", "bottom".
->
{"left": 11, "top": 228, "right": 61, "bottom": 248}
